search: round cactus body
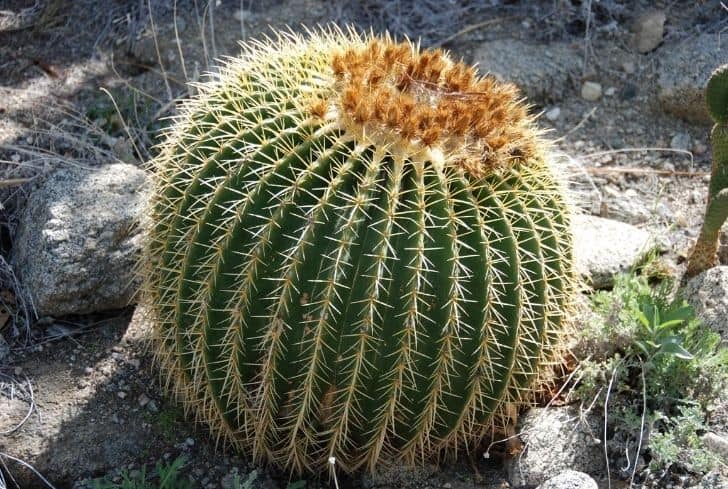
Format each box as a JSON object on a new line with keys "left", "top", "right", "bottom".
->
{"left": 143, "top": 27, "right": 576, "bottom": 474}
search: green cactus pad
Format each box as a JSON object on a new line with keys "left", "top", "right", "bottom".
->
{"left": 707, "top": 64, "right": 728, "bottom": 125}
{"left": 142, "top": 27, "right": 577, "bottom": 474}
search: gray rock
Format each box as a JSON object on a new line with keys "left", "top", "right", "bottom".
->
{"left": 11, "top": 163, "right": 149, "bottom": 317}
{"left": 473, "top": 40, "right": 581, "bottom": 104}
{"left": 658, "top": 34, "right": 727, "bottom": 124}
{"left": 684, "top": 266, "right": 728, "bottom": 342}
{"left": 572, "top": 214, "right": 651, "bottom": 288}
{"left": 702, "top": 432, "right": 728, "bottom": 462}
{"left": 581, "top": 81, "right": 602, "bottom": 102}
{"left": 600, "top": 187, "right": 651, "bottom": 225}
{"left": 537, "top": 470, "right": 598, "bottom": 489}
{"left": 506, "top": 407, "right": 605, "bottom": 487}
{"left": 634, "top": 10, "right": 666, "bottom": 53}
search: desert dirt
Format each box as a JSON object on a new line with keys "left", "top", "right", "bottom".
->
{"left": 0, "top": 0, "right": 726, "bottom": 488}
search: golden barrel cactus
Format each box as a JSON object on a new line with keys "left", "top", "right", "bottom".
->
{"left": 142, "top": 27, "right": 576, "bottom": 474}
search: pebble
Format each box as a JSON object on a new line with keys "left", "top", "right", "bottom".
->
{"left": 138, "top": 394, "right": 150, "bottom": 407}
{"left": 581, "top": 81, "right": 603, "bottom": 101}
{"left": 604, "top": 86, "right": 616, "bottom": 97}
{"left": 117, "top": 391, "right": 127, "bottom": 399}
{"left": 84, "top": 366, "right": 93, "bottom": 374}
{"left": 670, "top": 132, "right": 692, "bottom": 151}
{"left": 14, "top": 366, "right": 22, "bottom": 375}
{"left": 620, "top": 83, "right": 638, "bottom": 100}
{"left": 128, "top": 358, "right": 141, "bottom": 369}
{"left": 634, "top": 10, "right": 666, "bottom": 53}
{"left": 545, "top": 107, "right": 561, "bottom": 121}
{"left": 622, "top": 61, "right": 636, "bottom": 74}
{"left": 232, "top": 9, "right": 251, "bottom": 21}
{"left": 146, "top": 400, "right": 159, "bottom": 413}
{"left": 693, "top": 142, "right": 708, "bottom": 156}
{"left": 186, "top": 437, "right": 195, "bottom": 446}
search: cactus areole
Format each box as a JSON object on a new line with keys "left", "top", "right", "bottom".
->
{"left": 142, "top": 27, "right": 576, "bottom": 474}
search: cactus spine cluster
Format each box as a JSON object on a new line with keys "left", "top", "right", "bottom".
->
{"left": 687, "top": 64, "right": 728, "bottom": 278}
{"left": 142, "top": 27, "right": 576, "bottom": 474}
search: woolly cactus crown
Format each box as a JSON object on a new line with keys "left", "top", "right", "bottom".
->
{"left": 142, "top": 26, "right": 575, "bottom": 475}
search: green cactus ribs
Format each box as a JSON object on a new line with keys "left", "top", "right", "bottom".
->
{"left": 141, "top": 26, "right": 577, "bottom": 474}
{"left": 687, "top": 64, "right": 728, "bottom": 278}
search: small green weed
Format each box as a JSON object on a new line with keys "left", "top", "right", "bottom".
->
{"left": 572, "top": 271, "right": 728, "bottom": 480}
{"left": 91, "top": 455, "right": 191, "bottom": 489}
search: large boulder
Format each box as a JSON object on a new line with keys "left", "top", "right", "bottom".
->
{"left": 684, "top": 266, "right": 728, "bottom": 342}
{"left": 11, "top": 163, "right": 149, "bottom": 317}
{"left": 657, "top": 34, "right": 727, "bottom": 125}
{"left": 472, "top": 40, "right": 581, "bottom": 104}
{"left": 572, "top": 214, "right": 651, "bottom": 289}
{"left": 505, "top": 406, "right": 605, "bottom": 487}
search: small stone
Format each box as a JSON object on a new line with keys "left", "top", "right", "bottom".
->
{"left": 634, "top": 10, "right": 666, "bottom": 53}
{"left": 128, "top": 358, "right": 141, "bottom": 369}
{"left": 693, "top": 142, "right": 708, "bottom": 156}
{"left": 232, "top": 9, "right": 250, "bottom": 21}
{"left": 605, "top": 86, "right": 616, "bottom": 96}
{"left": 117, "top": 391, "right": 127, "bottom": 399}
{"left": 670, "top": 132, "right": 692, "bottom": 151}
{"left": 14, "top": 366, "right": 22, "bottom": 375}
{"left": 442, "top": 483, "right": 453, "bottom": 489}
{"left": 138, "top": 394, "right": 150, "bottom": 407}
{"left": 620, "top": 83, "right": 638, "bottom": 100}
{"left": 111, "top": 414, "right": 120, "bottom": 424}
{"left": 146, "top": 400, "right": 159, "bottom": 413}
{"left": 581, "top": 81, "right": 602, "bottom": 101}
{"left": 185, "top": 437, "right": 195, "bottom": 446}
{"left": 10, "top": 153, "right": 20, "bottom": 162}
{"left": 545, "top": 107, "right": 561, "bottom": 121}
{"left": 84, "top": 366, "right": 93, "bottom": 374}
{"left": 622, "top": 61, "right": 636, "bottom": 74}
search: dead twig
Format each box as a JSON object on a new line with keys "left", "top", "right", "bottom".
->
{"left": 0, "top": 372, "right": 36, "bottom": 435}
{"left": 0, "top": 452, "right": 57, "bottom": 489}
{"left": 0, "top": 179, "right": 31, "bottom": 189}
{"left": 585, "top": 167, "right": 708, "bottom": 178}
{"left": 430, "top": 16, "right": 517, "bottom": 48}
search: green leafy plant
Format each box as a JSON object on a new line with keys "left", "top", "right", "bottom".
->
{"left": 141, "top": 27, "right": 577, "bottom": 473}
{"left": 647, "top": 405, "right": 719, "bottom": 474}
{"left": 91, "top": 456, "right": 191, "bottom": 489}
{"left": 573, "top": 271, "right": 728, "bottom": 480}
{"left": 686, "top": 63, "right": 728, "bottom": 278}
{"left": 633, "top": 300, "right": 693, "bottom": 362}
